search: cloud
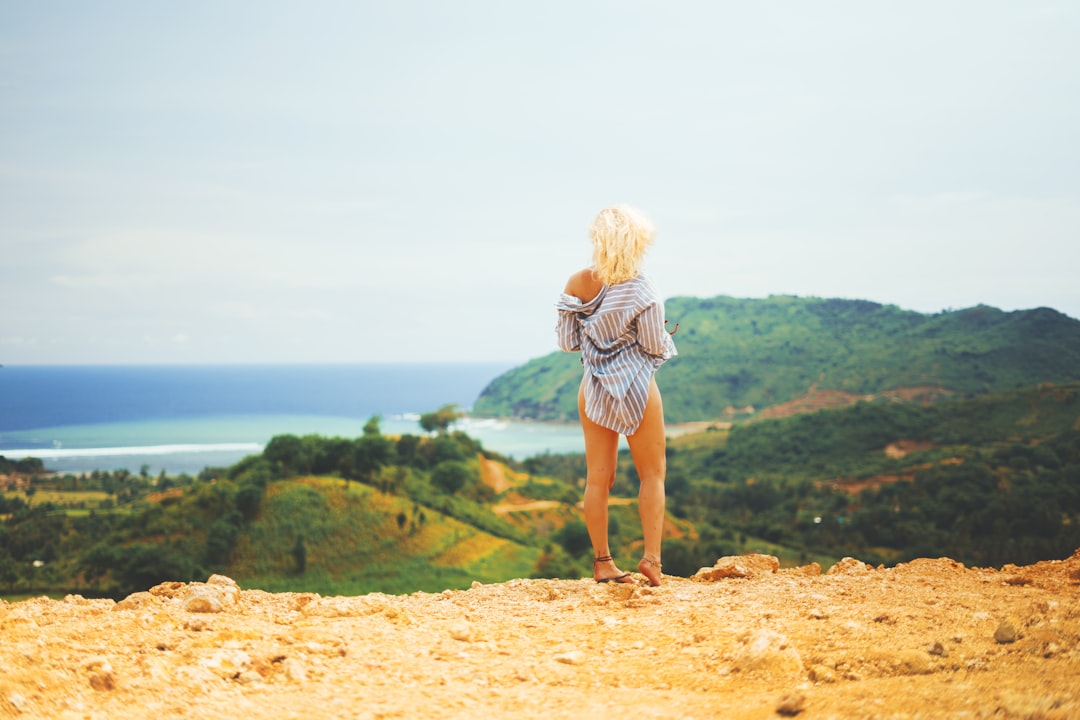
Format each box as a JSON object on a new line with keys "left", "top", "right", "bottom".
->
{"left": 2, "top": 2, "right": 1078, "bottom": 363}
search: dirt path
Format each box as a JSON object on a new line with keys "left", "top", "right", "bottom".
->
{"left": 2, "top": 550, "right": 1078, "bottom": 719}
{"left": 493, "top": 497, "right": 634, "bottom": 515}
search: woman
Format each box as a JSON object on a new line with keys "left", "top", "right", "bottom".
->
{"left": 555, "top": 205, "right": 677, "bottom": 586}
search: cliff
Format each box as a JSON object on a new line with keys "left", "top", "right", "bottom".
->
{"left": 2, "top": 550, "right": 1079, "bottom": 719}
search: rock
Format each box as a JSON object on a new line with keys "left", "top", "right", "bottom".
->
{"left": 184, "top": 588, "right": 225, "bottom": 614}
{"left": 591, "top": 580, "right": 637, "bottom": 602}
{"left": 183, "top": 577, "right": 240, "bottom": 614}
{"left": 207, "top": 574, "right": 239, "bottom": 589}
{"left": 826, "top": 557, "right": 876, "bottom": 575}
{"left": 788, "top": 563, "right": 822, "bottom": 577}
{"left": 201, "top": 649, "right": 253, "bottom": 679}
{"left": 450, "top": 622, "right": 478, "bottom": 642}
{"left": 148, "top": 581, "right": 187, "bottom": 599}
{"left": 206, "top": 575, "right": 242, "bottom": 604}
{"left": 302, "top": 594, "right": 394, "bottom": 618}
{"left": 114, "top": 592, "right": 157, "bottom": 611}
{"left": 733, "top": 628, "right": 804, "bottom": 680}
{"left": 287, "top": 592, "right": 319, "bottom": 611}
{"left": 928, "top": 641, "right": 948, "bottom": 657}
{"left": 6, "top": 692, "right": 28, "bottom": 712}
{"left": 891, "top": 649, "right": 932, "bottom": 675}
{"left": 282, "top": 658, "right": 308, "bottom": 684}
{"left": 82, "top": 656, "right": 115, "bottom": 691}
{"left": 184, "top": 616, "right": 210, "bottom": 631}
{"left": 1003, "top": 574, "right": 1032, "bottom": 586}
{"left": 692, "top": 554, "right": 779, "bottom": 581}
{"left": 994, "top": 619, "right": 1018, "bottom": 644}
{"left": 776, "top": 691, "right": 807, "bottom": 716}
{"left": 808, "top": 664, "right": 836, "bottom": 683}
{"left": 176, "top": 664, "right": 219, "bottom": 690}
{"left": 554, "top": 650, "right": 586, "bottom": 665}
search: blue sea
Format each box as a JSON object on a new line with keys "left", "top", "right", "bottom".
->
{"left": 0, "top": 364, "right": 584, "bottom": 475}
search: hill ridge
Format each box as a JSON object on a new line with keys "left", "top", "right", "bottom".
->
{"left": 473, "top": 296, "right": 1080, "bottom": 423}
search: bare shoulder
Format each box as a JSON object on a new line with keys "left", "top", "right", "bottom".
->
{"left": 564, "top": 267, "right": 604, "bottom": 303}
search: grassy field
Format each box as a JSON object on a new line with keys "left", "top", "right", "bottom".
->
{"left": 2, "top": 489, "right": 111, "bottom": 507}
{"left": 226, "top": 476, "right": 543, "bottom": 595}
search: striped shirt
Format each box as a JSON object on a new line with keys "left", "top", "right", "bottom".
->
{"left": 555, "top": 273, "right": 677, "bottom": 435}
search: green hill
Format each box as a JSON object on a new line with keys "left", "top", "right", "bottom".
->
{"left": 664, "top": 381, "right": 1080, "bottom": 571}
{"left": 473, "top": 296, "right": 1080, "bottom": 423}
{"left": 0, "top": 429, "right": 569, "bottom": 599}
{"left": 226, "top": 476, "right": 541, "bottom": 596}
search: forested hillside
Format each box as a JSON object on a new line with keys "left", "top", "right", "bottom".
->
{"left": 473, "top": 296, "right": 1080, "bottom": 423}
{"left": 523, "top": 381, "right": 1080, "bottom": 575}
{"left": 0, "top": 422, "right": 561, "bottom": 599}
{"left": 3, "top": 382, "right": 1078, "bottom": 600}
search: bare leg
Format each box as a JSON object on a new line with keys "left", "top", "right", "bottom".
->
{"left": 627, "top": 378, "right": 666, "bottom": 586}
{"left": 578, "top": 382, "right": 632, "bottom": 583}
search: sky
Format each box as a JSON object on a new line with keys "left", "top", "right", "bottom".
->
{"left": 2, "top": 2, "right": 1078, "bottom": 365}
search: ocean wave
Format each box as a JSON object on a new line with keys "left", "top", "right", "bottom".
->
{"left": 2, "top": 443, "right": 264, "bottom": 459}
{"left": 454, "top": 418, "right": 508, "bottom": 431}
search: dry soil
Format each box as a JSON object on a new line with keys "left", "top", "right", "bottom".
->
{"left": 2, "top": 550, "right": 1079, "bottom": 720}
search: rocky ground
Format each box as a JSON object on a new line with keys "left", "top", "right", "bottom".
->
{"left": 2, "top": 550, "right": 1079, "bottom": 720}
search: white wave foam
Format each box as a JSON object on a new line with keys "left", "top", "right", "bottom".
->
{"left": 2, "top": 443, "right": 263, "bottom": 459}
{"left": 454, "top": 418, "right": 508, "bottom": 431}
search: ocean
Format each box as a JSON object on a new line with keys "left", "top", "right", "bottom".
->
{"left": 0, "top": 364, "right": 585, "bottom": 475}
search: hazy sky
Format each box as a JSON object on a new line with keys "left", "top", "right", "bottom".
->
{"left": 2, "top": 2, "right": 1078, "bottom": 365}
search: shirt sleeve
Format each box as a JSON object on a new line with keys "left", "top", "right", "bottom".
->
{"left": 556, "top": 306, "right": 581, "bottom": 352}
{"left": 636, "top": 299, "right": 677, "bottom": 360}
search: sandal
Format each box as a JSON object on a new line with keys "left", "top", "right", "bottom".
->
{"left": 594, "top": 555, "right": 634, "bottom": 584}
{"left": 638, "top": 556, "right": 662, "bottom": 587}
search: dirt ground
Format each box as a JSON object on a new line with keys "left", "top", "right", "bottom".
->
{"left": 2, "top": 550, "right": 1079, "bottom": 720}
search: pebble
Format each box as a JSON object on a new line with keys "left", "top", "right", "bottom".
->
{"left": 734, "top": 628, "right": 803, "bottom": 680}
{"left": 776, "top": 691, "right": 807, "bottom": 716}
{"left": 183, "top": 577, "right": 241, "bottom": 614}
{"left": 994, "top": 619, "right": 1018, "bottom": 644}
{"left": 184, "top": 589, "right": 225, "bottom": 614}
{"left": 7, "top": 692, "right": 27, "bottom": 712}
{"left": 693, "top": 553, "right": 779, "bottom": 581}
{"left": 201, "top": 649, "right": 253, "bottom": 679}
{"left": 83, "top": 656, "right": 115, "bottom": 691}
{"left": 283, "top": 658, "right": 308, "bottom": 683}
{"left": 554, "top": 650, "right": 585, "bottom": 665}
{"left": 450, "top": 622, "right": 478, "bottom": 642}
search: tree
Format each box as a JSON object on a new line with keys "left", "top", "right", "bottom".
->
{"left": 353, "top": 435, "right": 393, "bottom": 484}
{"left": 419, "top": 404, "right": 463, "bottom": 434}
{"left": 0, "top": 554, "right": 20, "bottom": 592}
{"left": 203, "top": 511, "right": 243, "bottom": 568}
{"left": 363, "top": 415, "right": 382, "bottom": 437}
{"left": 532, "top": 544, "right": 582, "bottom": 580}
{"left": 106, "top": 543, "right": 201, "bottom": 596}
{"left": 292, "top": 535, "right": 307, "bottom": 575}
{"left": 431, "top": 460, "right": 471, "bottom": 494}
{"left": 264, "top": 435, "right": 303, "bottom": 475}
{"left": 552, "top": 519, "right": 591, "bottom": 557}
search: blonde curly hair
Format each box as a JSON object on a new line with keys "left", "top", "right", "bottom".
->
{"left": 589, "top": 204, "right": 656, "bottom": 285}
